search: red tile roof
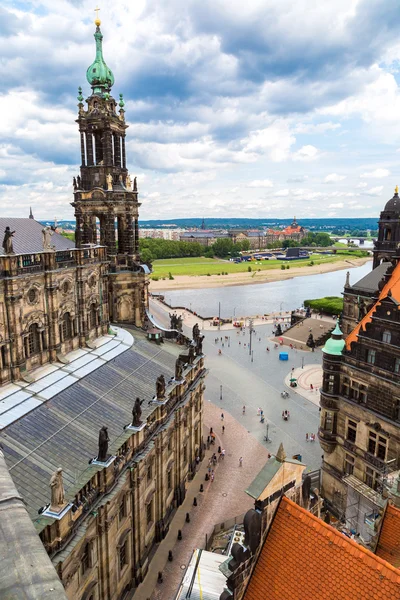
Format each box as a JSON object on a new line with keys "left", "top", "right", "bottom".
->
{"left": 376, "top": 503, "right": 400, "bottom": 568}
{"left": 243, "top": 496, "right": 400, "bottom": 600}
{"left": 346, "top": 260, "right": 400, "bottom": 350}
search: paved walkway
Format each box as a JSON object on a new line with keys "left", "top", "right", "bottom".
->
{"left": 284, "top": 365, "right": 323, "bottom": 407}
{"left": 133, "top": 402, "right": 270, "bottom": 600}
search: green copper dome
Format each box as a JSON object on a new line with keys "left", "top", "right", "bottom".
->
{"left": 86, "top": 25, "right": 115, "bottom": 95}
{"left": 322, "top": 321, "right": 345, "bottom": 356}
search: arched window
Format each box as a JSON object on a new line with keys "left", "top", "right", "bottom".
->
{"left": 90, "top": 304, "right": 97, "bottom": 329}
{"left": 27, "top": 324, "right": 41, "bottom": 356}
{"left": 382, "top": 330, "right": 391, "bottom": 344}
{"left": 62, "top": 313, "right": 73, "bottom": 340}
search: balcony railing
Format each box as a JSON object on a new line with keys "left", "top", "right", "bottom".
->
{"left": 0, "top": 247, "right": 108, "bottom": 277}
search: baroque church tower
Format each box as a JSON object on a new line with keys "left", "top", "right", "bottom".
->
{"left": 373, "top": 186, "right": 400, "bottom": 269}
{"left": 72, "top": 15, "right": 148, "bottom": 326}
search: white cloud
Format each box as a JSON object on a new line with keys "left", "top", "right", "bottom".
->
{"left": 355, "top": 182, "right": 368, "bottom": 188}
{"left": 328, "top": 202, "right": 344, "bottom": 208}
{"left": 247, "top": 179, "right": 274, "bottom": 188}
{"left": 323, "top": 173, "right": 346, "bottom": 183}
{"left": 360, "top": 168, "right": 390, "bottom": 178}
{"left": 292, "top": 145, "right": 320, "bottom": 161}
{"left": 364, "top": 186, "right": 384, "bottom": 196}
{"left": 274, "top": 189, "right": 290, "bottom": 197}
{"left": 294, "top": 122, "right": 341, "bottom": 134}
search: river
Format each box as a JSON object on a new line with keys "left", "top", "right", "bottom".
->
{"left": 159, "top": 260, "right": 373, "bottom": 318}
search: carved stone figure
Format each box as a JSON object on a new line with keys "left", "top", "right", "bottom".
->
{"left": 175, "top": 358, "right": 183, "bottom": 381}
{"left": 132, "top": 397, "right": 145, "bottom": 427}
{"left": 192, "top": 323, "right": 200, "bottom": 342}
{"left": 133, "top": 177, "right": 137, "bottom": 191}
{"left": 188, "top": 345, "right": 196, "bottom": 364}
{"left": 50, "top": 467, "right": 66, "bottom": 510}
{"left": 359, "top": 299, "right": 367, "bottom": 318}
{"left": 126, "top": 174, "right": 132, "bottom": 190}
{"left": 156, "top": 374, "right": 166, "bottom": 398}
{"left": 2, "top": 227, "right": 15, "bottom": 254}
{"left": 77, "top": 175, "right": 81, "bottom": 189}
{"left": 98, "top": 426, "right": 110, "bottom": 462}
{"left": 176, "top": 315, "right": 183, "bottom": 331}
{"left": 195, "top": 335, "right": 204, "bottom": 356}
{"left": 106, "top": 173, "right": 113, "bottom": 191}
{"left": 306, "top": 333, "right": 315, "bottom": 350}
{"left": 169, "top": 312, "right": 177, "bottom": 329}
{"left": 73, "top": 176, "right": 77, "bottom": 190}
{"left": 42, "top": 226, "right": 54, "bottom": 250}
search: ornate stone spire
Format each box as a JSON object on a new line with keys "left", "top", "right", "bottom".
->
{"left": 86, "top": 12, "right": 115, "bottom": 96}
{"left": 29, "top": 206, "right": 34, "bottom": 220}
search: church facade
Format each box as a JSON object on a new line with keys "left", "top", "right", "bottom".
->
{"left": 0, "top": 17, "right": 149, "bottom": 387}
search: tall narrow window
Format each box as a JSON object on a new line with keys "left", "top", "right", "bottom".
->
{"left": 346, "top": 420, "right": 357, "bottom": 443}
{"left": 367, "top": 349, "right": 376, "bottom": 365}
{"left": 90, "top": 304, "right": 97, "bottom": 329}
{"left": 395, "top": 358, "right": 400, "bottom": 374}
{"left": 62, "top": 313, "right": 73, "bottom": 340}
{"left": 382, "top": 331, "right": 391, "bottom": 344}
{"left": 344, "top": 454, "right": 355, "bottom": 475}
{"left": 27, "top": 324, "right": 41, "bottom": 356}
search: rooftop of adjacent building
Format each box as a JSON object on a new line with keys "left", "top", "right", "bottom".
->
{"left": 0, "top": 217, "right": 74, "bottom": 255}
{"left": 0, "top": 327, "right": 183, "bottom": 528}
{"left": 243, "top": 496, "right": 400, "bottom": 600}
{"left": 346, "top": 258, "right": 400, "bottom": 350}
{"left": 376, "top": 503, "right": 400, "bottom": 568}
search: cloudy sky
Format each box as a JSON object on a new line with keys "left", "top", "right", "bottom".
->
{"left": 1, "top": 0, "right": 400, "bottom": 221}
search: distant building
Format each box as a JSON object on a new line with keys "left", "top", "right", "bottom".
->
{"left": 139, "top": 228, "right": 184, "bottom": 241}
{"left": 179, "top": 230, "right": 228, "bottom": 246}
{"left": 265, "top": 216, "right": 306, "bottom": 244}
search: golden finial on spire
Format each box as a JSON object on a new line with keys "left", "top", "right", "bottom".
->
{"left": 94, "top": 6, "right": 101, "bottom": 26}
{"left": 395, "top": 185, "right": 399, "bottom": 195}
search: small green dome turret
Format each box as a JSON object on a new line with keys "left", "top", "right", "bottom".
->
{"left": 86, "top": 22, "right": 115, "bottom": 96}
{"left": 322, "top": 321, "right": 345, "bottom": 356}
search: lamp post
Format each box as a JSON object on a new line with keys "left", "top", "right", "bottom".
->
{"left": 218, "top": 302, "right": 221, "bottom": 331}
{"left": 249, "top": 318, "right": 254, "bottom": 356}
{"left": 301, "top": 357, "right": 304, "bottom": 369}
{"left": 220, "top": 385, "right": 223, "bottom": 402}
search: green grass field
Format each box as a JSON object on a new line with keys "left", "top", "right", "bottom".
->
{"left": 150, "top": 252, "right": 366, "bottom": 279}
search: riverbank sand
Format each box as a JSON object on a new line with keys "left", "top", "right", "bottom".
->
{"left": 149, "top": 257, "right": 371, "bottom": 291}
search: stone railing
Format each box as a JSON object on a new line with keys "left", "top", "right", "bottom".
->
{"left": 0, "top": 246, "right": 108, "bottom": 277}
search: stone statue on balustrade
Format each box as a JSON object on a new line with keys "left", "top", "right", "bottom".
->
{"left": 98, "top": 426, "right": 110, "bottom": 462}
{"left": 126, "top": 174, "right": 132, "bottom": 190}
{"left": 175, "top": 358, "right": 184, "bottom": 381}
{"left": 132, "top": 397, "right": 145, "bottom": 427}
{"left": 188, "top": 345, "right": 196, "bottom": 364}
{"left": 49, "top": 467, "right": 66, "bottom": 512}
{"left": 42, "top": 226, "right": 55, "bottom": 250}
{"left": 156, "top": 374, "right": 166, "bottom": 399}
{"left": 195, "top": 335, "right": 205, "bottom": 356}
{"left": 106, "top": 173, "right": 113, "bottom": 191}
{"left": 192, "top": 323, "right": 200, "bottom": 342}
{"left": 2, "top": 227, "right": 15, "bottom": 254}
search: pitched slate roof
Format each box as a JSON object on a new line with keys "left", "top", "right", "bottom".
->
{"left": 243, "top": 496, "right": 400, "bottom": 600}
{"left": 0, "top": 218, "right": 74, "bottom": 255}
{"left": 346, "top": 260, "right": 400, "bottom": 350}
{"left": 349, "top": 261, "right": 390, "bottom": 294}
{"left": 376, "top": 503, "right": 400, "bottom": 568}
{"left": 0, "top": 332, "right": 177, "bottom": 525}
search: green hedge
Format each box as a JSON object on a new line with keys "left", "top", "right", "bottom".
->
{"left": 303, "top": 296, "right": 343, "bottom": 315}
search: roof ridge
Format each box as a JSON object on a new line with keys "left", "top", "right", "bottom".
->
{"left": 346, "top": 260, "right": 400, "bottom": 350}
{"left": 282, "top": 497, "right": 400, "bottom": 580}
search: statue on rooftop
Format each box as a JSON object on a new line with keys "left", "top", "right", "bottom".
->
{"left": 42, "top": 226, "right": 54, "bottom": 250}
{"left": 2, "top": 227, "right": 15, "bottom": 254}
{"left": 73, "top": 176, "right": 77, "bottom": 190}
{"left": 169, "top": 312, "right": 178, "bottom": 330}
{"left": 188, "top": 345, "right": 196, "bottom": 364}
{"left": 175, "top": 357, "right": 183, "bottom": 381}
{"left": 126, "top": 174, "right": 132, "bottom": 190}
{"left": 49, "top": 467, "right": 66, "bottom": 511}
{"left": 77, "top": 175, "right": 81, "bottom": 189}
{"left": 192, "top": 323, "right": 200, "bottom": 342}
{"left": 195, "top": 335, "right": 204, "bottom": 356}
{"left": 133, "top": 177, "right": 137, "bottom": 191}
{"left": 132, "top": 397, "right": 145, "bottom": 427}
{"left": 98, "top": 426, "right": 110, "bottom": 462}
{"left": 156, "top": 374, "right": 166, "bottom": 398}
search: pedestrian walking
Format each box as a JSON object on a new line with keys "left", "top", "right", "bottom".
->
{"left": 242, "top": 405, "right": 246, "bottom": 415}
{"left": 211, "top": 471, "right": 215, "bottom": 482}
{"left": 222, "top": 425, "right": 225, "bottom": 434}
{"left": 306, "top": 433, "right": 309, "bottom": 442}
{"left": 257, "top": 407, "right": 261, "bottom": 416}
{"left": 239, "top": 457, "right": 243, "bottom": 467}
{"left": 310, "top": 384, "right": 314, "bottom": 391}
{"left": 221, "top": 413, "right": 224, "bottom": 421}
{"left": 221, "top": 449, "right": 225, "bottom": 459}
